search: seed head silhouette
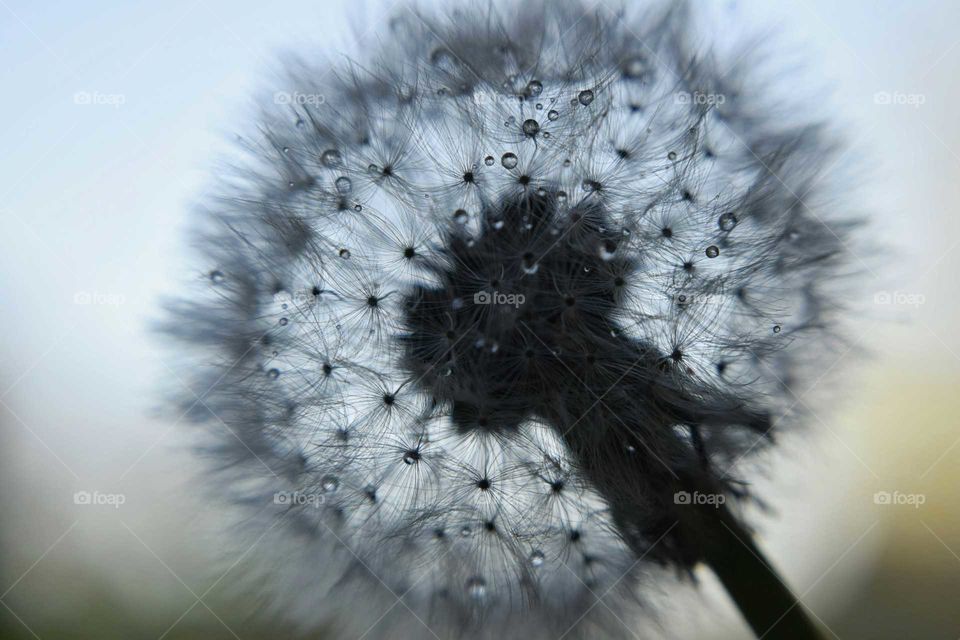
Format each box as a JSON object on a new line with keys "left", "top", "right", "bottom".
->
{"left": 165, "top": 2, "right": 856, "bottom": 638}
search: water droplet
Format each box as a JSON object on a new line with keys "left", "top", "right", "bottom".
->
{"left": 623, "top": 56, "right": 647, "bottom": 79}
{"left": 535, "top": 103, "right": 543, "bottom": 110}
{"left": 547, "top": 109, "right": 559, "bottom": 121}
{"left": 484, "top": 155, "right": 495, "bottom": 166}
{"left": 577, "top": 89, "right": 594, "bottom": 105}
{"left": 403, "top": 451, "right": 419, "bottom": 465}
{"left": 492, "top": 219, "right": 505, "bottom": 230}
{"left": 562, "top": 158, "right": 572, "bottom": 168}
{"left": 522, "top": 119, "right": 540, "bottom": 137}
{"left": 209, "top": 270, "right": 225, "bottom": 283}
{"left": 279, "top": 317, "right": 289, "bottom": 326}
{"left": 339, "top": 248, "right": 351, "bottom": 259}
{"left": 668, "top": 151, "right": 677, "bottom": 161}
{"left": 466, "top": 577, "right": 487, "bottom": 599}
{"left": 367, "top": 163, "right": 380, "bottom": 174}
{"left": 556, "top": 191, "right": 568, "bottom": 205}
{"left": 530, "top": 550, "right": 545, "bottom": 567}
{"left": 526, "top": 80, "right": 543, "bottom": 97}
{"left": 705, "top": 245, "right": 719, "bottom": 258}
{"left": 501, "top": 153, "right": 518, "bottom": 169}
{"left": 454, "top": 209, "right": 469, "bottom": 225}
{"left": 321, "top": 475, "right": 339, "bottom": 492}
{"left": 320, "top": 149, "right": 343, "bottom": 168}
{"left": 773, "top": 325, "right": 782, "bottom": 334}
{"left": 522, "top": 256, "right": 539, "bottom": 275}
{"left": 718, "top": 212, "right": 738, "bottom": 231}
{"left": 354, "top": 204, "right": 363, "bottom": 211}
{"left": 460, "top": 525, "right": 472, "bottom": 537}
{"left": 282, "top": 146, "right": 290, "bottom": 154}
{"left": 335, "top": 176, "right": 352, "bottom": 194}
{"left": 266, "top": 368, "right": 280, "bottom": 379}
{"left": 622, "top": 227, "right": 631, "bottom": 237}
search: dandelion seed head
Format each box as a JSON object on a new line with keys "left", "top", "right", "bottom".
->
{"left": 165, "top": 1, "right": 859, "bottom": 637}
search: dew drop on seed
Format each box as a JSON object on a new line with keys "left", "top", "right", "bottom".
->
{"left": 535, "top": 103, "right": 543, "bottom": 110}
{"left": 320, "top": 149, "right": 343, "bottom": 168}
{"left": 321, "top": 476, "right": 339, "bottom": 492}
{"left": 578, "top": 89, "right": 594, "bottom": 105}
{"left": 562, "top": 158, "right": 572, "bottom": 168}
{"left": 668, "top": 151, "right": 678, "bottom": 161}
{"left": 279, "top": 317, "right": 289, "bottom": 326}
{"left": 368, "top": 163, "right": 380, "bottom": 174}
{"left": 484, "top": 155, "right": 495, "bottom": 166}
{"left": 705, "top": 245, "right": 719, "bottom": 258}
{"left": 403, "top": 451, "right": 419, "bottom": 465}
{"left": 466, "top": 577, "right": 487, "bottom": 599}
{"left": 522, "top": 118, "right": 540, "bottom": 136}
{"left": 266, "top": 368, "right": 280, "bottom": 379}
{"left": 773, "top": 325, "right": 782, "bottom": 334}
{"left": 492, "top": 219, "right": 505, "bottom": 230}
{"left": 556, "top": 191, "right": 568, "bottom": 204}
{"left": 530, "top": 550, "right": 545, "bottom": 567}
{"left": 547, "top": 109, "right": 559, "bottom": 121}
{"left": 335, "top": 176, "right": 352, "bottom": 194}
{"left": 718, "top": 212, "right": 738, "bottom": 231}
{"left": 354, "top": 204, "right": 362, "bottom": 211}
{"left": 339, "top": 248, "right": 351, "bottom": 259}
{"left": 454, "top": 209, "right": 469, "bottom": 225}
{"left": 623, "top": 56, "right": 647, "bottom": 79}
{"left": 526, "top": 80, "right": 543, "bottom": 97}
{"left": 282, "top": 146, "right": 290, "bottom": 154}
{"left": 460, "top": 525, "right": 472, "bottom": 537}
{"left": 209, "top": 270, "right": 224, "bottom": 283}
{"left": 501, "top": 153, "right": 518, "bottom": 169}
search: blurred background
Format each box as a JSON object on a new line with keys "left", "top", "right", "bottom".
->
{"left": 1, "top": 0, "right": 958, "bottom": 638}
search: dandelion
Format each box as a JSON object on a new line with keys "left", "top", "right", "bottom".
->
{"left": 165, "top": 1, "right": 857, "bottom": 638}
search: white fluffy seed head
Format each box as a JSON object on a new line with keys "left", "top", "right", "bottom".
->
{"left": 164, "top": 1, "right": 859, "bottom": 638}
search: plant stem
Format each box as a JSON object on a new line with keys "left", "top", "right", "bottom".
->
{"left": 702, "top": 502, "right": 826, "bottom": 640}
